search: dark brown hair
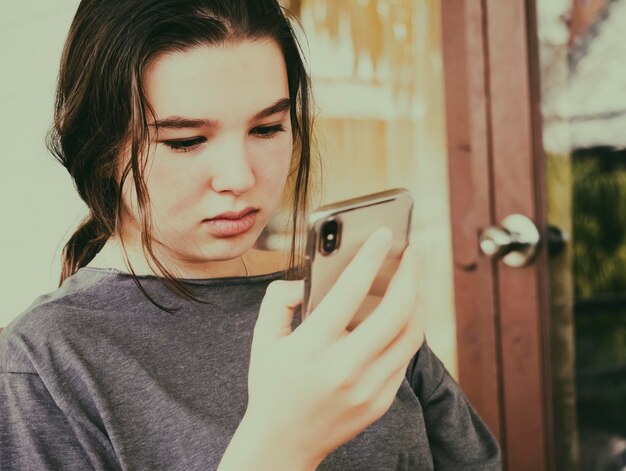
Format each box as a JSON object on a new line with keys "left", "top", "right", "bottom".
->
{"left": 48, "top": 0, "right": 319, "bottom": 307}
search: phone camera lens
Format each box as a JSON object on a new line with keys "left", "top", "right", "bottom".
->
{"left": 320, "top": 218, "right": 341, "bottom": 255}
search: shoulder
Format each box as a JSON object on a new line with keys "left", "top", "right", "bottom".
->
{"left": 0, "top": 268, "right": 119, "bottom": 374}
{"left": 406, "top": 341, "right": 450, "bottom": 400}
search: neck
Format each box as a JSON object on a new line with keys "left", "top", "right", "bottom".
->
{"left": 87, "top": 237, "right": 251, "bottom": 279}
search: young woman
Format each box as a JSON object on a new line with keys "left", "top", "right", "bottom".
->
{"left": 0, "top": 1, "right": 501, "bottom": 469}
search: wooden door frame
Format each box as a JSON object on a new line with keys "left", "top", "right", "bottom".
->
{"left": 441, "top": 1, "right": 554, "bottom": 469}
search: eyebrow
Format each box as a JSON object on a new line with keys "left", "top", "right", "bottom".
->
{"left": 252, "top": 97, "right": 291, "bottom": 121}
{"left": 149, "top": 97, "right": 291, "bottom": 129}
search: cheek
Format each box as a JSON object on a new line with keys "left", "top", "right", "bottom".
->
{"left": 256, "top": 138, "right": 294, "bottom": 186}
{"left": 145, "top": 156, "right": 202, "bottom": 224}
{"left": 143, "top": 137, "right": 294, "bottom": 226}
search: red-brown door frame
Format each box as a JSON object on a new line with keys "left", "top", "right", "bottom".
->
{"left": 441, "top": 1, "right": 554, "bottom": 469}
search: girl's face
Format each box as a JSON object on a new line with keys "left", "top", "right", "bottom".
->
{"left": 121, "top": 40, "right": 293, "bottom": 272}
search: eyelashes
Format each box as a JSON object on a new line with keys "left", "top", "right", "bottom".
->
{"left": 162, "top": 136, "right": 206, "bottom": 152}
{"left": 160, "top": 124, "right": 287, "bottom": 153}
{"left": 251, "top": 123, "right": 285, "bottom": 139}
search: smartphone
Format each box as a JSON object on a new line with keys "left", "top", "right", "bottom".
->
{"left": 301, "top": 188, "right": 414, "bottom": 331}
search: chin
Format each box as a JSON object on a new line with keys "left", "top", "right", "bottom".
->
{"left": 200, "top": 231, "right": 260, "bottom": 256}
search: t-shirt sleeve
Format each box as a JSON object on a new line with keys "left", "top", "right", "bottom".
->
{"left": 0, "top": 372, "right": 121, "bottom": 471}
{"left": 406, "top": 342, "right": 502, "bottom": 470}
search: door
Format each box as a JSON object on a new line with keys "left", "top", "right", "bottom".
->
{"left": 442, "top": 2, "right": 552, "bottom": 469}
{"left": 442, "top": 1, "right": 626, "bottom": 470}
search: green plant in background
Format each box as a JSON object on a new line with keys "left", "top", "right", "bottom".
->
{"left": 572, "top": 148, "right": 626, "bottom": 438}
{"left": 572, "top": 150, "right": 626, "bottom": 299}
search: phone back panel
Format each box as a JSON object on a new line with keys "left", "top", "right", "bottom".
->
{"left": 302, "top": 188, "right": 413, "bottom": 331}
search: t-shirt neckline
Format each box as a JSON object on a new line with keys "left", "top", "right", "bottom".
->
{"left": 80, "top": 266, "right": 288, "bottom": 286}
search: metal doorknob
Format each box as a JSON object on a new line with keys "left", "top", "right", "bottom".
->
{"left": 479, "top": 214, "right": 541, "bottom": 267}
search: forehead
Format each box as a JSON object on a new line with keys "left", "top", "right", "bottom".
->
{"left": 143, "top": 40, "right": 289, "bottom": 121}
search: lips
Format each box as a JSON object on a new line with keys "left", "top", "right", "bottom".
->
{"left": 207, "top": 207, "right": 258, "bottom": 221}
{"left": 203, "top": 208, "right": 259, "bottom": 237}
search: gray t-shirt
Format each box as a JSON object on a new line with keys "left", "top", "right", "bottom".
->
{"left": 0, "top": 267, "right": 500, "bottom": 470}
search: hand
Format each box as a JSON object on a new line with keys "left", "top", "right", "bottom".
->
{"left": 243, "top": 227, "right": 424, "bottom": 468}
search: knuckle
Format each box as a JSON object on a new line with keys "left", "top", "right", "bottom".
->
{"left": 401, "top": 325, "right": 421, "bottom": 355}
{"left": 372, "top": 394, "right": 394, "bottom": 417}
{"left": 267, "top": 279, "right": 285, "bottom": 290}
{"left": 408, "top": 312, "right": 424, "bottom": 345}
{"left": 404, "top": 332, "right": 422, "bottom": 359}
{"left": 265, "top": 280, "right": 286, "bottom": 296}
{"left": 348, "top": 386, "right": 373, "bottom": 408}
{"left": 406, "top": 317, "right": 422, "bottom": 343}
{"left": 399, "top": 294, "right": 418, "bottom": 320}
{"left": 411, "top": 323, "right": 424, "bottom": 343}
{"left": 327, "top": 363, "right": 356, "bottom": 391}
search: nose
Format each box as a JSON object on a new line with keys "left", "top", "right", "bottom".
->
{"left": 209, "top": 135, "right": 255, "bottom": 195}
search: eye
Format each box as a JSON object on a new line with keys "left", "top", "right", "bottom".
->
{"left": 251, "top": 124, "right": 286, "bottom": 139}
{"left": 161, "top": 137, "right": 206, "bottom": 153}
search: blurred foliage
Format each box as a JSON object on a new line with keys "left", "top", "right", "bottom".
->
{"left": 572, "top": 148, "right": 626, "bottom": 436}
{"left": 575, "top": 304, "right": 626, "bottom": 370}
{"left": 572, "top": 147, "right": 626, "bottom": 298}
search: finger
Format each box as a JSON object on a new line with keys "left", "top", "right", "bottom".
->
{"left": 255, "top": 280, "right": 304, "bottom": 345}
{"left": 337, "top": 243, "right": 419, "bottom": 367}
{"left": 373, "top": 358, "right": 413, "bottom": 416}
{"left": 302, "top": 226, "right": 393, "bottom": 339}
{"left": 352, "top": 303, "right": 423, "bottom": 399}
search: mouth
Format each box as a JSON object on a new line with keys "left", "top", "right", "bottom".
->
{"left": 206, "top": 207, "right": 258, "bottom": 221}
{"left": 202, "top": 208, "right": 259, "bottom": 237}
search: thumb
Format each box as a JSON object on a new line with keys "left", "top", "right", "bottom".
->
{"left": 255, "top": 280, "right": 304, "bottom": 343}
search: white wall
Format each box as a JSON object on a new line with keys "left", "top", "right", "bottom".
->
{"left": 0, "top": 1, "right": 86, "bottom": 326}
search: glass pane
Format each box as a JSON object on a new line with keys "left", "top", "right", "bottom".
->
{"left": 537, "top": 1, "right": 626, "bottom": 469}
